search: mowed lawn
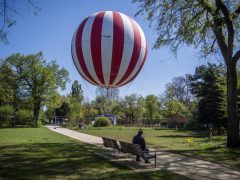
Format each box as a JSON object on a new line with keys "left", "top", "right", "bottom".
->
{"left": 75, "top": 126, "right": 240, "bottom": 169}
{"left": 0, "top": 128, "right": 189, "bottom": 180}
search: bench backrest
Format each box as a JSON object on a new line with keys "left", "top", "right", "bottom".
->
{"left": 111, "top": 138, "right": 121, "bottom": 151}
{"left": 119, "top": 141, "right": 142, "bottom": 156}
{"left": 102, "top": 137, "right": 120, "bottom": 150}
{"left": 102, "top": 137, "right": 111, "bottom": 148}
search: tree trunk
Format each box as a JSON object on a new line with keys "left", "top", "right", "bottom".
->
{"left": 33, "top": 102, "right": 40, "bottom": 128}
{"left": 226, "top": 62, "right": 240, "bottom": 147}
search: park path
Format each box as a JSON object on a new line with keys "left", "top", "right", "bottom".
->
{"left": 46, "top": 125, "right": 240, "bottom": 180}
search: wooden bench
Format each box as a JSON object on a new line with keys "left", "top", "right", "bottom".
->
{"left": 119, "top": 141, "right": 157, "bottom": 167}
{"left": 102, "top": 137, "right": 121, "bottom": 157}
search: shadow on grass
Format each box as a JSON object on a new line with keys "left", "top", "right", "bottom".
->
{"left": 156, "top": 134, "right": 206, "bottom": 138}
{"left": 0, "top": 142, "right": 190, "bottom": 179}
{"left": 165, "top": 147, "right": 240, "bottom": 169}
{"left": 0, "top": 142, "right": 126, "bottom": 179}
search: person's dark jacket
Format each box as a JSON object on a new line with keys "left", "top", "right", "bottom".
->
{"left": 132, "top": 134, "right": 146, "bottom": 150}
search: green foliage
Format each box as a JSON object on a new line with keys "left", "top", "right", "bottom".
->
{"left": 93, "top": 88, "right": 119, "bottom": 115}
{"left": 82, "top": 101, "right": 98, "bottom": 123}
{"left": 145, "top": 94, "right": 160, "bottom": 119}
{"left": 16, "top": 109, "right": 33, "bottom": 126}
{"left": 164, "top": 100, "right": 187, "bottom": 118}
{"left": 0, "top": 105, "right": 14, "bottom": 127}
{"left": 184, "top": 115, "right": 201, "bottom": 130}
{"left": 0, "top": 105, "right": 14, "bottom": 116}
{"left": 0, "top": 65, "right": 14, "bottom": 103}
{"left": 163, "top": 75, "right": 193, "bottom": 107}
{"left": 133, "top": 0, "right": 240, "bottom": 58}
{"left": 94, "top": 96, "right": 107, "bottom": 114}
{"left": 94, "top": 117, "right": 111, "bottom": 127}
{"left": 71, "top": 80, "right": 83, "bottom": 104}
{"left": 68, "top": 100, "right": 83, "bottom": 127}
{"left": 189, "top": 63, "right": 226, "bottom": 133}
{"left": 1, "top": 52, "right": 69, "bottom": 127}
{"left": 45, "top": 92, "right": 64, "bottom": 120}
{"left": 55, "top": 101, "right": 69, "bottom": 117}
{"left": 133, "top": 0, "right": 240, "bottom": 147}
{"left": 121, "top": 94, "right": 140, "bottom": 124}
{"left": 65, "top": 81, "right": 85, "bottom": 127}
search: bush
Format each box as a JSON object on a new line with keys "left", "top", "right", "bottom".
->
{"left": 94, "top": 117, "right": 111, "bottom": 127}
{"left": 0, "top": 105, "right": 14, "bottom": 127}
{"left": 17, "top": 109, "right": 33, "bottom": 126}
{"left": 184, "top": 116, "right": 201, "bottom": 130}
{"left": 67, "top": 102, "right": 83, "bottom": 128}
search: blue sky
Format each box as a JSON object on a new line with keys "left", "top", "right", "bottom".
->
{"left": 0, "top": 0, "right": 208, "bottom": 100}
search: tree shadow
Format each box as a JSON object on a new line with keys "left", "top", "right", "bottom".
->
{"left": 164, "top": 147, "right": 240, "bottom": 169}
{"left": 156, "top": 134, "right": 206, "bottom": 138}
{"left": 0, "top": 142, "right": 128, "bottom": 179}
{"left": 0, "top": 142, "right": 190, "bottom": 179}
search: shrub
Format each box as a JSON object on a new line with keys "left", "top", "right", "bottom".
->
{"left": 94, "top": 117, "right": 111, "bottom": 127}
{"left": 0, "top": 105, "right": 14, "bottom": 127}
{"left": 17, "top": 109, "right": 33, "bottom": 126}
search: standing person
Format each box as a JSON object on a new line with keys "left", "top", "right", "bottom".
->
{"left": 132, "top": 129, "right": 150, "bottom": 163}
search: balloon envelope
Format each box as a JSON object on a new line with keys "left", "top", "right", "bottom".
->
{"left": 72, "top": 11, "right": 148, "bottom": 88}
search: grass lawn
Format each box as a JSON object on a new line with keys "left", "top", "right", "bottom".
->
{"left": 0, "top": 127, "right": 190, "bottom": 180}
{"left": 74, "top": 126, "right": 240, "bottom": 169}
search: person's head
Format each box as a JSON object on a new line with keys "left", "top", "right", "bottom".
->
{"left": 138, "top": 129, "right": 143, "bottom": 136}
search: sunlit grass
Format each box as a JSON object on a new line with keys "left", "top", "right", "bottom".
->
{"left": 75, "top": 126, "right": 240, "bottom": 169}
{"left": 0, "top": 127, "right": 189, "bottom": 179}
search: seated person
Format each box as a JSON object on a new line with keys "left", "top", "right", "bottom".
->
{"left": 132, "top": 129, "right": 150, "bottom": 163}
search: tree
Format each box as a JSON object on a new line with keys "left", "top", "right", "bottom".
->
{"left": 93, "top": 96, "right": 109, "bottom": 114}
{"left": 94, "top": 88, "right": 119, "bottom": 114}
{"left": 133, "top": 0, "right": 240, "bottom": 147}
{"left": 135, "top": 96, "right": 146, "bottom": 121}
{"left": 145, "top": 95, "right": 160, "bottom": 119}
{"left": 0, "top": 56, "right": 29, "bottom": 126}
{"left": 67, "top": 81, "right": 84, "bottom": 127}
{"left": 82, "top": 100, "right": 98, "bottom": 124}
{"left": 71, "top": 80, "right": 83, "bottom": 104}
{"left": 190, "top": 63, "right": 227, "bottom": 134}
{"left": 164, "top": 100, "right": 187, "bottom": 129}
{"left": 164, "top": 101, "right": 187, "bottom": 118}
{"left": 55, "top": 101, "right": 69, "bottom": 117}
{"left": 122, "top": 94, "right": 139, "bottom": 125}
{"left": 45, "top": 92, "right": 63, "bottom": 121}
{"left": 0, "top": 0, "right": 40, "bottom": 44}
{"left": 96, "top": 87, "right": 119, "bottom": 100}
{"left": 67, "top": 96, "right": 83, "bottom": 127}
{"left": 164, "top": 75, "right": 193, "bottom": 106}
{"left": 3, "top": 52, "right": 69, "bottom": 127}
{"left": 0, "top": 63, "right": 14, "bottom": 104}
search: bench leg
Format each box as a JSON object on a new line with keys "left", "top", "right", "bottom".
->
{"left": 155, "top": 152, "right": 156, "bottom": 168}
{"left": 117, "top": 151, "right": 120, "bottom": 159}
{"left": 112, "top": 149, "right": 116, "bottom": 158}
{"left": 100, "top": 144, "right": 104, "bottom": 153}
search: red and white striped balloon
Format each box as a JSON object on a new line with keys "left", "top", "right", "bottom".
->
{"left": 71, "top": 11, "right": 148, "bottom": 88}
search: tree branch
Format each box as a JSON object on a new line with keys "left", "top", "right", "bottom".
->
{"left": 215, "top": 0, "right": 234, "bottom": 58}
{"left": 233, "top": 50, "right": 240, "bottom": 63}
{"left": 197, "top": 0, "right": 214, "bottom": 14}
{"left": 211, "top": 19, "right": 228, "bottom": 61}
{"left": 234, "top": 5, "right": 240, "bottom": 16}
{"left": 0, "top": 0, "right": 7, "bottom": 34}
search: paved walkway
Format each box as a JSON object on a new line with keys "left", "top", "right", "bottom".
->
{"left": 46, "top": 125, "right": 240, "bottom": 180}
